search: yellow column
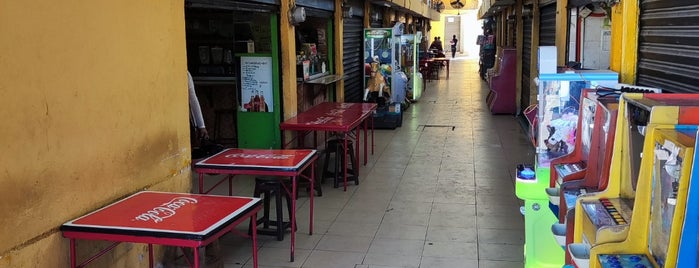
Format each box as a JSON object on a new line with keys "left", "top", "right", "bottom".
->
{"left": 556, "top": 0, "right": 568, "bottom": 66}
{"left": 335, "top": 0, "right": 345, "bottom": 102}
{"left": 364, "top": 0, "right": 371, "bottom": 28}
{"left": 619, "top": 1, "right": 639, "bottom": 84}
{"left": 530, "top": 0, "right": 541, "bottom": 105}
{"left": 280, "top": 0, "right": 297, "bottom": 120}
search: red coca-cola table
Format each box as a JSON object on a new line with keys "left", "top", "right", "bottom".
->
{"left": 60, "top": 191, "right": 262, "bottom": 268}
{"left": 194, "top": 148, "right": 318, "bottom": 262}
{"left": 280, "top": 102, "right": 377, "bottom": 191}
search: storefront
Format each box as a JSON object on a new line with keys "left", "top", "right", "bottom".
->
{"left": 294, "top": 0, "right": 338, "bottom": 112}
{"left": 185, "top": 0, "right": 282, "bottom": 148}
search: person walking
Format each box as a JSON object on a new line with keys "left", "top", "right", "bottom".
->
{"left": 450, "top": 35, "right": 458, "bottom": 58}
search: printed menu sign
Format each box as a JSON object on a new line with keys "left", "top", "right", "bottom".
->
{"left": 240, "top": 56, "right": 273, "bottom": 112}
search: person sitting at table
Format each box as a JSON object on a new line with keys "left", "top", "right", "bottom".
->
{"left": 429, "top": 36, "right": 443, "bottom": 53}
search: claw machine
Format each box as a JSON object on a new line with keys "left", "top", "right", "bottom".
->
{"left": 400, "top": 31, "right": 423, "bottom": 102}
{"left": 363, "top": 22, "right": 408, "bottom": 129}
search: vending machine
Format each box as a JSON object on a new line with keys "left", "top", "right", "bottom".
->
{"left": 363, "top": 23, "right": 407, "bottom": 129}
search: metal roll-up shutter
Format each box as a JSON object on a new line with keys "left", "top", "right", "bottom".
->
{"left": 539, "top": 3, "right": 556, "bottom": 46}
{"left": 185, "top": 0, "right": 279, "bottom": 12}
{"left": 370, "top": 5, "right": 384, "bottom": 28}
{"left": 522, "top": 13, "right": 533, "bottom": 109}
{"left": 296, "top": 0, "right": 334, "bottom": 12}
{"left": 343, "top": 5, "right": 364, "bottom": 102}
{"left": 637, "top": 0, "right": 699, "bottom": 93}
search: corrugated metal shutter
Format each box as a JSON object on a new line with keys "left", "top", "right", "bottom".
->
{"left": 522, "top": 14, "right": 533, "bottom": 109}
{"left": 637, "top": 0, "right": 699, "bottom": 93}
{"left": 370, "top": 18, "right": 383, "bottom": 29}
{"left": 539, "top": 3, "right": 556, "bottom": 46}
{"left": 343, "top": 16, "right": 364, "bottom": 102}
{"left": 186, "top": 0, "right": 278, "bottom": 12}
{"left": 370, "top": 5, "right": 384, "bottom": 28}
{"left": 510, "top": 17, "right": 516, "bottom": 47}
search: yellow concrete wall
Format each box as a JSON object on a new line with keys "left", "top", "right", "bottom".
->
{"left": 0, "top": 1, "right": 192, "bottom": 267}
{"left": 430, "top": 16, "right": 445, "bottom": 44}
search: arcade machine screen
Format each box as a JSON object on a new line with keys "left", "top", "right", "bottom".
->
{"left": 539, "top": 80, "right": 589, "bottom": 166}
{"left": 554, "top": 97, "right": 595, "bottom": 184}
{"left": 580, "top": 98, "right": 596, "bottom": 157}
{"left": 649, "top": 135, "right": 686, "bottom": 266}
{"left": 626, "top": 100, "right": 650, "bottom": 193}
{"left": 593, "top": 106, "right": 613, "bottom": 188}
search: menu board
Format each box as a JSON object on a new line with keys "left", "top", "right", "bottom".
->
{"left": 240, "top": 56, "right": 273, "bottom": 112}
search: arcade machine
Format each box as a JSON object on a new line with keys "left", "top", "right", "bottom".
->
{"left": 565, "top": 93, "right": 699, "bottom": 267}
{"left": 400, "top": 32, "right": 423, "bottom": 102}
{"left": 572, "top": 125, "right": 697, "bottom": 268}
{"left": 515, "top": 70, "right": 618, "bottom": 268}
{"left": 546, "top": 90, "right": 619, "bottom": 253}
{"left": 675, "top": 134, "right": 699, "bottom": 267}
{"left": 363, "top": 22, "right": 407, "bottom": 129}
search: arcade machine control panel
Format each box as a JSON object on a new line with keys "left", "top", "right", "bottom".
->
{"left": 554, "top": 161, "right": 586, "bottom": 184}
{"left": 598, "top": 254, "right": 654, "bottom": 268}
{"left": 582, "top": 198, "right": 630, "bottom": 227}
{"left": 563, "top": 187, "right": 589, "bottom": 209}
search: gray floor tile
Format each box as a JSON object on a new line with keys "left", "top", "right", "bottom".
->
{"left": 478, "top": 260, "right": 525, "bottom": 268}
{"left": 302, "top": 250, "right": 365, "bottom": 268}
{"left": 363, "top": 253, "right": 421, "bottom": 268}
{"left": 375, "top": 223, "right": 428, "bottom": 240}
{"left": 419, "top": 256, "right": 479, "bottom": 268}
{"left": 422, "top": 241, "right": 478, "bottom": 259}
{"left": 426, "top": 226, "right": 478, "bottom": 243}
{"left": 367, "top": 238, "right": 425, "bottom": 256}
{"left": 315, "top": 234, "right": 373, "bottom": 253}
{"left": 477, "top": 228, "right": 525, "bottom": 245}
{"left": 478, "top": 243, "right": 525, "bottom": 262}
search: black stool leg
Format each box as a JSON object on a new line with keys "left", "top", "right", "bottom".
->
{"left": 347, "top": 144, "right": 359, "bottom": 185}
{"left": 274, "top": 186, "right": 284, "bottom": 241}
{"left": 322, "top": 147, "right": 333, "bottom": 184}
{"left": 262, "top": 189, "right": 271, "bottom": 229}
{"left": 333, "top": 142, "right": 342, "bottom": 188}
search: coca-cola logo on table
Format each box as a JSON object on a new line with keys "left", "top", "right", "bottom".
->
{"left": 133, "top": 197, "right": 198, "bottom": 223}
{"left": 224, "top": 153, "right": 294, "bottom": 160}
{"left": 303, "top": 116, "right": 334, "bottom": 125}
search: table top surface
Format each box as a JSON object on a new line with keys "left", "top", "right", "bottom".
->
{"left": 61, "top": 191, "right": 261, "bottom": 238}
{"left": 195, "top": 148, "right": 317, "bottom": 171}
{"left": 430, "top": 57, "right": 450, "bottom": 62}
{"left": 280, "top": 102, "right": 377, "bottom": 132}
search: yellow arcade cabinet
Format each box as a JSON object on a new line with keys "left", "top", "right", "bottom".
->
{"left": 567, "top": 92, "right": 699, "bottom": 266}
{"left": 586, "top": 126, "right": 696, "bottom": 268}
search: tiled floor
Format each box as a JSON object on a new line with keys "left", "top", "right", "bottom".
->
{"left": 189, "top": 56, "right": 534, "bottom": 268}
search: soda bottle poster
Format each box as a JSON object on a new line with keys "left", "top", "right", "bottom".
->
{"left": 240, "top": 56, "right": 273, "bottom": 112}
